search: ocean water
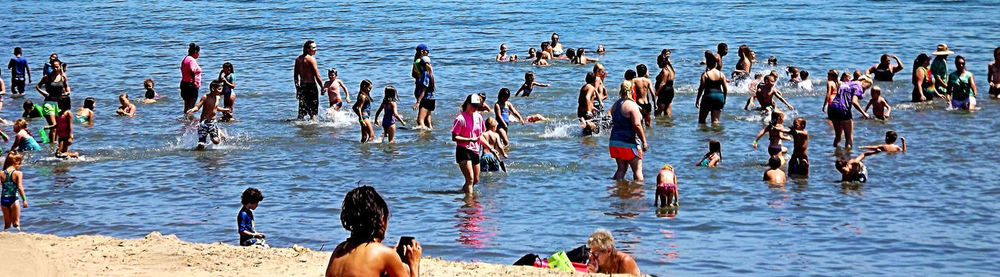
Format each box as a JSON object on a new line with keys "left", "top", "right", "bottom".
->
{"left": 2, "top": 1, "right": 999, "bottom": 275}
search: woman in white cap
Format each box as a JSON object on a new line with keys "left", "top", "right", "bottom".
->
{"left": 586, "top": 229, "right": 640, "bottom": 275}
{"left": 931, "top": 44, "right": 955, "bottom": 97}
{"left": 451, "top": 93, "right": 493, "bottom": 194}
{"left": 947, "top": 55, "right": 978, "bottom": 110}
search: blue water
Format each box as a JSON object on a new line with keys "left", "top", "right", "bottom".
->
{"left": 2, "top": 1, "right": 998, "bottom": 275}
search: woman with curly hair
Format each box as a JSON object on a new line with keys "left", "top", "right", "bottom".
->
{"left": 326, "top": 186, "right": 422, "bottom": 277}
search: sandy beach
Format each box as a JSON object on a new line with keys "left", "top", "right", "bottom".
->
{"left": 0, "top": 232, "right": 606, "bottom": 277}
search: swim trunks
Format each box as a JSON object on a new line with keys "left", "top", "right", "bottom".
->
{"left": 480, "top": 152, "right": 501, "bottom": 172}
{"left": 951, "top": 97, "right": 974, "bottom": 110}
{"left": 768, "top": 145, "right": 782, "bottom": 156}
{"left": 197, "top": 119, "right": 220, "bottom": 145}
{"left": 609, "top": 141, "right": 643, "bottom": 160}
{"left": 296, "top": 83, "right": 319, "bottom": 118}
{"left": 419, "top": 98, "right": 436, "bottom": 111}
{"left": 788, "top": 155, "right": 809, "bottom": 176}
{"left": 990, "top": 86, "right": 1000, "bottom": 97}
{"left": 638, "top": 102, "right": 652, "bottom": 117}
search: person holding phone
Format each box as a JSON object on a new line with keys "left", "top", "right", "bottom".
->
{"left": 326, "top": 186, "right": 422, "bottom": 277}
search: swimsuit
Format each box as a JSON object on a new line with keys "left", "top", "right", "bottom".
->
{"left": 657, "top": 182, "right": 677, "bottom": 195}
{"left": 197, "top": 119, "right": 220, "bottom": 145}
{"left": 296, "top": 83, "right": 319, "bottom": 118}
{"left": 380, "top": 102, "right": 395, "bottom": 128}
{"left": 699, "top": 153, "right": 719, "bottom": 167}
{"left": 788, "top": 154, "right": 809, "bottom": 176}
{"left": 521, "top": 86, "right": 533, "bottom": 97}
{"left": 1, "top": 169, "right": 17, "bottom": 207}
{"left": 656, "top": 79, "right": 674, "bottom": 107}
{"left": 75, "top": 114, "right": 90, "bottom": 124}
{"left": 221, "top": 73, "right": 235, "bottom": 98}
{"left": 44, "top": 78, "right": 65, "bottom": 102}
{"left": 480, "top": 152, "right": 502, "bottom": 172}
{"left": 18, "top": 136, "right": 41, "bottom": 151}
{"left": 948, "top": 71, "right": 975, "bottom": 109}
{"left": 498, "top": 103, "right": 510, "bottom": 130}
{"left": 701, "top": 77, "right": 726, "bottom": 110}
{"left": 360, "top": 99, "right": 371, "bottom": 120}
{"left": 873, "top": 65, "right": 894, "bottom": 82}
{"left": 55, "top": 113, "right": 72, "bottom": 139}
{"left": 608, "top": 98, "right": 642, "bottom": 160}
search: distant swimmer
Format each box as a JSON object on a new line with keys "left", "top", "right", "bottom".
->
{"left": 294, "top": 40, "right": 322, "bottom": 120}
{"left": 988, "top": 47, "right": 1000, "bottom": 98}
{"left": 531, "top": 50, "right": 549, "bottom": 66}
{"left": 372, "top": 86, "right": 405, "bottom": 143}
{"left": 696, "top": 51, "right": 729, "bottom": 124}
{"left": 860, "top": 131, "right": 906, "bottom": 153}
{"left": 322, "top": 67, "right": 350, "bottom": 110}
{"left": 578, "top": 72, "right": 600, "bottom": 135}
{"left": 866, "top": 54, "right": 904, "bottom": 82}
{"left": 411, "top": 44, "right": 436, "bottom": 129}
{"left": 550, "top": 33, "right": 565, "bottom": 58}
{"left": 762, "top": 156, "right": 786, "bottom": 185}
{"left": 514, "top": 71, "right": 549, "bottom": 97}
{"left": 495, "top": 43, "right": 517, "bottom": 62}
{"left": 632, "top": 64, "right": 655, "bottom": 127}
{"left": 186, "top": 80, "right": 231, "bottom": 150}
{"left": 695, "top": 139, "right": 721, "bottom": 167}
{"left": 787, "top": 66, "right": 801, "bottom": 84}
{"left": 947, "top": 55, "right": 978, "bottom": 110}
{"left": 526, "top": 47, "right": 537, "bottom": 60}
{"left": 596, "top": 44, "right": 606, "bottom": 54}
{"left": 863, "top": 86, "right": 891, "bottom": 120}
{"left": 654, "top": 49, "right": 676, "bottom": 117}
{"left": 930, "top": 44, "right": 954, "bottom": 98}
{"left": 608, "top": 80, "right": 648, "bottom": 182}
{"left": 352, "top": 80, "right": 375, "bottom": 143}
{"left": 540, "top": 42, "right": 554, "bottom": 60}
{"left": 572, "top": 48, "right": 599, "bottom": 65}
{"left": 180, "top": 43, "right": 202, "bottom": 115}
{"left": 116, "top": 93, "right": 136, "bottom": 117}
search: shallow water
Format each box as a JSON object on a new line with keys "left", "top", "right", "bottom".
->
{"left": 3, "top": 0, "right": 999, "bottom": 275}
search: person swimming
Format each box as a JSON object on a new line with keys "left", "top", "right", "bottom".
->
{"left": 696, "top": 140, "right": 722, "bottom": 167}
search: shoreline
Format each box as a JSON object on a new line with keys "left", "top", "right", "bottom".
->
{"left": 0, "top": 231, "right": 603, "bottom": 277}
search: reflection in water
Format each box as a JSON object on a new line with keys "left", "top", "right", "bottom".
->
{"left": 456, "top": 194, "right": 496, "bottom": 248}
{"left": 604, "top": 180, "right": 644, "bottom": 219}
{"left": 655, "top": 206, "right": 678, "bottom": 218}
{"left": 655, "top": 229, "right": 679, "bottom": 263}
{"left": 51, "top": 163, "right": 76, "bottom": 188}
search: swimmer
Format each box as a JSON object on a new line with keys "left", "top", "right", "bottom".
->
{"left": 866, "top": 54, "right": 904, "bottom": 82}
{"left": 596, "top": 45, "right": 606, "bottom": 54}
{"left": 495, "top": 43, "right": 517, "bottom": 62}
{"left": 860, "top": 131, "right": 906, "bottom": 153}
{"left": 732, "top": 45, "right": 752, "bottom": 80}
{"left": 532, "top": 49, "right": 549, "bottom": 66}
{"left": 578, "top": 72, "right": 600, "bottom": 135}
{"left": 143, "top": 78, "right": 158, "bottom": 104}
{"left": 798, "top": 70, "right": 813, "bottom": 91}
{"left": 565, "top": 48, "right": 577, "bottom": 62}
{"left": 836, "top": 150, "right": 880, "bottom": 183}
{"left": 989, "top": 47, "right": 1000, "bottom": 98}
{"left": 696, "top": 139, "right": 722, "bottom": 167}
{"left": 763, "top": 156, "right": 786, "bottom": 185}
{"left": 549, "top": 33, "right": 565, "bottom": 58}
{"left": 494, "top": 88, "right": 524, "bottom": 145}
{"left": 753, "top": 110, "right": 792, "bottom": 163}
{"left": 47, "top": 97, "right": 78, "bottom": 158}
{"left": 1, "top": 152, "right": 26, "bottom": 231}
{"left": 76, "top": 97, "right": 95, "bottom": 126}
{"left": 116, "top": 93, "right": 136, "bottom": 117}
{"left": 947, "top": 55, "right": 977, "bottom": 110}
{"left": 864, "top": 86, "right": 891, "bottom": 120}
{"left": 10, "top": 119, "right": 41, "bottom": 152}
{"left": 786, "top": 117, "right": 809, "bottom": 177}
{"left": 744, "top": 75, "right": 794, "bottom": 111}
{"left": 372, "top": 86, "right": 406, "bottom": 143}
{"left": 574, "top": 48, "right": 599, "bottom": 65}
{"left": 514, "top": 71, "right": 549, "bottom": 97}
{"left": 654, "top": 49, "right": 676, "bottom": 117}
{"left": 654, "top": 164, "right": 678, "bottom": 207}
{"left": 540, "top": 42, "right": 554, "bottom": 60}
{"left": 322, "top": 67, "right": 350, "bottom": 110}
{"left": 218, "top": 62, "right": 236, "bottom": 122}
{"left": 479, "top": 118, "right": 508, "bottom": 172}
{"left": 526, "top": 47, "right": 537, "bottom": 60}
{"left": 632, "top": 65, "right": 655, "bottom": 126}
{"left": 352, "top": 79, "right": 375, "bottom": 143}
{"left": 186, "top": 80, "right": 231, "bottom": 150}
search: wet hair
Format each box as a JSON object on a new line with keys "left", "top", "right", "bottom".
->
{"left": 765, "top": 75, "right": 777, "bottom": 83}
{"left": 657, "top": 49, "right": 670, "bottom": 68}
{"left": 528, "top": 47, "right": 536, "bottom": 56}
{"left": 302, "top": 40, "right": 315, "bottom": 55}
{"left": 210, "top": 79, "right": 223, "bottom": 91}
{"left": 827, "top": 69, "right": 839, "bottom": 80}
{"left": 793, "top": 117, "right": 806, "bottom": 129}
{"left": 787, "top": 66, "right": 799, "bottom": 75}
{"left": 22, "top": 100, "right": 33, "bottom": 113}
{"left": 83, "top": 97, "right": 96, "bottom": 110}
{"left": 587, "top": 229, "right": 616, "bottom": 252}
{"left": 499, "top": 43, "right": 506, "bottom": 51}
{"left": 341, "top": 185, "right": 390, "bottom": 242}
{"left": 13, "top": 119, "right": 29, "bottom": 136}
{"left": 565, "top": 48, "right": 577, "bottom": 61}
{"left": 955, "top": 55, "right": 966, "bottom": 66}
{"left": 119, "top": 93, "right": 130, "bottom": 103}
{"left": 541, "top": 41, "right": 550, "bottom": 50}
{"left": 144, "top": 78, "right": 154, "bottom": 89}
{"left": 624, "top": 69, "right": 637, "bottom": 81}
{"left": 636, "top": 64, "right": 648, "bottom": 77}
{"left": 497, "top": 87, "right": 511, "bottom": 102}
{"left": 576, "top": 48, "right": 585, "bottom": 59}
{"left": 835, "top": 157, "right": 848, "bottom": 169}
{"left": 241, "top": 187, "right": 263, "bottom": 205}
{"left": 592, "top": 63, "right": 605, "bottom": 74}
{"left": 885, "top": 131, "right": 898, "bottom": 144}
{"left": 769, "top": 110, "right": 785, "bottom": 126}
{"left": 871, "top": 86, "right": 882, "bottom": 95}
{"left": 704, "top": 50, "right": 718, "bottom": 69}
{"left": 328, "top": 67, "right": 338, "bottom": 76}
{"left": 524, "top": 71, "right": 534, "bottom": 81}
{"left": 753, "top": 73, "right": 764, "bottom": 79}
{"left": 382, "top": 86, "right": 398, "bottom": 103}
{"left": 768, "top": 156, "right": 781, "bottom": 169}
{"left": 188, "top": 43, "right": 200, "bottom": 55}
{"left": 486, "top": 117, "right": 498, "bottom": 129}
{"left": 3, "top": 152, "right": 22, "bottom": 170}
{"left": 585, "top": 72, "right": 597, "bottom": 84}
{"left": 708, "top": 139, "right": 722, "bottom": 158}
{"left": 913, "top": 53, "right": 930, "bottom": 76}
{"left": 737, "top": 45, "right": 750, "bottom": 59}
{"left": 800, "top": 70, "right": 810, "bottom": 79}
{"left": 360, "top": 79, "right": 373, "bottom": 92}
{"left": 58, "top": 96, "right": 72, "bottom": 112}
{"left": 13, "top": 47, "right": 22, "bottom": 55}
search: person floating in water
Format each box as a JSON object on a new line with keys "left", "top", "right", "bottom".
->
{"left": 186, "top": 80, "right": 231, "bottom": 150}
{"left": 860, "top": 131, "right": 906, "bottom": 153}
{"left": 864, "top": 86, "right": 891, "bottom": 120}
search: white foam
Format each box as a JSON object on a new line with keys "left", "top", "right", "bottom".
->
{"left": 540, "top": 123, "right": 579, "bottom": 138}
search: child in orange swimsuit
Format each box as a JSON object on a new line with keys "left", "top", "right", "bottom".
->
{"left": 654, "top": 164, "right": 678, "bottom": 207}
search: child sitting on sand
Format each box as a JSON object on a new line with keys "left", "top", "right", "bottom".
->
{"left": 116, "top": 93, "right": 135, "bottom": 117}
{"left": 238, "top": 187, "right": 267, "bottom": 247}
{"left": 763, "top": 156, "right": 786, "bottom": 185}
{"left": 861, "top": 131, "right": 906, "bottom": 153}
{"left": 10, "top": 119, "right": 41, "bottom": 152}
{"left": 654, "top": 164, "right": 678, "bottom": 207}
{"left": 753, "top": 110, "right": 792, "bottom": 163}
{"left": 143, "top": 78, "right": 158, "bottom": 104}
{"left": 47, "top": 97, "right": 78, "bottom": 158}
{"left": 787, "top": 117, "right": 810, "bottom": 177}
{"left": 864, "top": 86, "right": 891, "bottom": 120}
{"left": 480, "top": 118, "right": 508, "bottom": 172}
{"left": 1, "top": 152, "right": 26, "bottom": 231}
{"left": 696, "top": 140, "right": 722, "bottom": 167}
{"left": 515, "top": 71, "right": 549, "bottom": 97}
{"left": 322, "top": 68, "right": 350, "bottom": 110}
{"left": 837, "top": 150, "right": 880, "bottom": 183}
{"left": 76, "top": 97, "right": 95, "bottom": 125}
{"left": 373, "top": 86, "right": 405, "bottom": 143}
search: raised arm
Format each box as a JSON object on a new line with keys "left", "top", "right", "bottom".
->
{"left": 900, "top": 137, "right": 906, "bottom": 152}
{"left": 891, "top": 55, "right": 904, "bottom": 73}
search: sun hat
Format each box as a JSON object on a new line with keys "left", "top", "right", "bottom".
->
{"left": 932, "top": 43, "right": 954, "bottom": 56}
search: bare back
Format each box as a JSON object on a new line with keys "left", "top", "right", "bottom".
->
{"left": 578, "top": 84, "right": 596, "bottom": 117}
{"left": 633, "top": 77, "right": 652, "bottom": 104}
{"left": 326, "top": 242, "right": 408, "bottom": 277}
{"left": 295, "top": 54, "right": 319, "bottom": 85}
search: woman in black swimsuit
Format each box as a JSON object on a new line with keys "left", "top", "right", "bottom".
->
{"left": 866, "top": 54, "right": 904, "bottom": 82}
{"left": 654, "top": 49, "right": 675, "bottom": 117}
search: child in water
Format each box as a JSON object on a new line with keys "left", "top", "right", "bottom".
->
{"left": 322, "top": 68, "right": 350, "bottom": 110}
{"left": 22, "top": 100, "right": 57, "bottom": 142}
{"left": 352, "top": 79, "right": 375, "bottom": 143}
{"left": 786, "top": 117, "right": 810, "bottom": 177}
{"left": 654, "top": 164, "right": 678, "bottom": 207}
{"left": 218, "top": 62, "right": 236, "bottom": 122}
{"left": 143, "top": 78, "right": 158, "bottom": 104}
{"left": 864, "top": 86, "right": 891, "bottom": 120}
{"left": 495, "top": 44, "right": 517, "bottom": 62}
{"left": 479, "top": 118, "right": 508, "bottom": 172}
{"left": 787, "top": 66, "right": 801, "bottom": 83}
{"left": 47, "top": 97, "right": 78, "bottom": 158}
{"left": 837, "top": 150, "right": 880, "bottom": 183}
{"left": 798, "top": 70, "right": 813, "bottom": 91}
{"left": 763, "top": 156, "right": 786, "bottom": 185}
{"left": 373, "top": 86, "right": 406, "bottom": 143}
{"left": 532, "top": 50, "right": 549, "bottom": 66}
{"left": 187, "top": 80, "right": 231, "bottom": 150}
{"left": 515, "top": 71, "right": 549, "bottom": 97}
{"left": 1, "top": 151, "right": 27, "bottom": 231}
{"left": 494, "top": 88, "right": 525, "bottom": 145}
{"left": 10, "top": 119, "right": 41, "bottom": 152}
{"left": 753, "top": 110, "right": 792, "bottom": 163}
{"left": 861, "top": 131, "right": 906, "bottom": 153}
{"left": 238, "top": 187, "right": 267, "bottom": 247}
{"left": 526, "top": 47, "right": 537, "bottom": 60}
{"left": 116, "top": 93, "right": 136, "bottom": 117}
{"left": 696, "top": 140, "right": 722, "bottom": 167}
{"left": 75, "top": 97, "right": 95, "bottom": 125}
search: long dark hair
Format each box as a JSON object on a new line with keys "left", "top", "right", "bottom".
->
{"left": 302, "top": 40, "right": 314, "bottom": 56}
{"left": 341, "top": 185, "right": 390, "bottom": 243}
{"left": 704, "top": 50, "right": 718, "bottom": 70}
{"left": 912, "top": 53, "right": 929, "bottom": 77}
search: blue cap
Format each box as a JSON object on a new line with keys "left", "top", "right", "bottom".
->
{"left": 416, "top": 44, "right": 429, "bottom": 52}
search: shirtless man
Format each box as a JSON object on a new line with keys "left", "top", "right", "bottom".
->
{"left": 744, "top": 75, "right": 794, "bottom": 111}
{"left": 701, "top": 43, "right": 728, "bottom": 70}
{"left": 631, "top": 64, "right": 655, "bottom": 126}
{"left": 593, "top": 64, "right": 608, "bottom": 103}
{"left": 988, "top": 46, "right": 1000, "bottom": 98}
{"left": 578, "top": 72, "right": 599, "bottom": 135}
{"left": 187, "top": 80, "right": 231, "bottom": 150}
{"left": 293, "top": 40, "right": 323, "bottom": 120}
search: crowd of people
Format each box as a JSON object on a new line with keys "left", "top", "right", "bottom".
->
{"left": 0, "top": 34, "right": 998, "bottom": 276}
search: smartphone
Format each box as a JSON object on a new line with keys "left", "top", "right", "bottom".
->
{"left": 396, "top": 236, "right": 415, "bottom": 263}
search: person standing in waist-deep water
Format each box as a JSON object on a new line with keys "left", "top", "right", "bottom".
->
{"left": 609, "top": 80, "right": 649, "bottom": 182}
{"left": 550, "top": 33, "right": 565, "bottom": 57}
{"left": 411, "top": 44, "right": 436, "bottom": 129}
{"left": 180, "top": 43, "right": 202, "bottom": 115}
{"left": 702, "top": 43, "right": 728, "bottom": 71}
{"left": 930, "top": 43, "right": 954, "bottom": 98}
{"left": 988, "top": 47, "right": 1000, "bottom": 98}
{"left": 632, "top": 64, "right": 655, "bottom": 127}
{"left": 217, "top": 62, "right": 236, "bottom": 121}
{"left": 696, "top": 51, "right": 729, "bottom": 124}
{"left": 7, "top": 47, "right": 31, "bottom": 96}
{"left": 911, "top": 53, "right": 940, "bottom": 102}
{"left": 947, "top": 55, "right": 978, "bottom": 110}
{"left": 294, "top": 40, "right": 323, "bottom": 120}
{"left": 654, "top": 49, "right": 676, "bottom": 117}
{"left": 452, "top": 93, "right": 494, "bottom": 194}
{"left": 866, "top": 54, "right": 904, "bottom": 82}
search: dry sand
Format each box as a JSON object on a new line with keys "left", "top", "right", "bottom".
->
{"left": 0, "top": 232, "right": 614, "bottom": 277}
